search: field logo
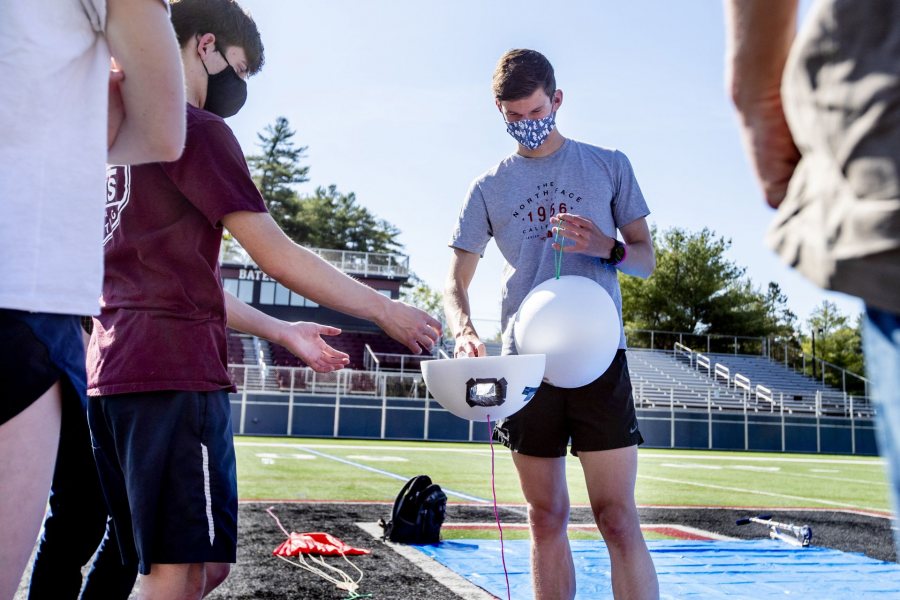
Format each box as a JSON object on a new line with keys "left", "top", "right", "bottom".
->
{"left": 104, "top": 165, "right": 131, "bottom": 245}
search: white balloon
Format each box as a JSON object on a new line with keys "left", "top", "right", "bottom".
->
{"left": 421, "top": 354, "right": 546, "bottom": 421}
{"left": 513, "top": 275, "right": 619, "bottom": 388}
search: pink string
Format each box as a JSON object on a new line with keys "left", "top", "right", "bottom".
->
{"left": 488, "top": 415, "right": 511, "bottom": 600}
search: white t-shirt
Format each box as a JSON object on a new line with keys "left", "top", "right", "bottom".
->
{"left": 0, "top": 0, "right": 110, "bottom": 315}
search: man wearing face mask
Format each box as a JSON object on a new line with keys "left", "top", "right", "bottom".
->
{"left": 444, "top": 49, "right": 658, "bottom": 599}
{"left": 83, "top": 1, "right": 441, "bottom": 598}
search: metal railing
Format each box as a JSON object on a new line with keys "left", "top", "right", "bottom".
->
{"left": 659, "top": 344, "right": 872, "bottom": 417}
{"left": 312, "top": 249, "right": 409, "bottom": 278}
{"left": 363, "top": 344, "right": 439, "bottom": 376}
{"left": 220, "top": 240, "right": 410, "bottom": 279}
{"left": 626, "top": 328, "right": 766, "bottom": 355}
{"left": 768, "top": 339, "right": 869, "bottom": 397}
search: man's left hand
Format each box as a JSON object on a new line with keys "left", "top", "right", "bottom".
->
{"left": 550, "top": 213, "right": 615, "bottom": 258}
{"left": 278, "top": 322, "right": 350, "bottom": 373}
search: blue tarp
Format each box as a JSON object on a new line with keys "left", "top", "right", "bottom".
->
{"left": 415, "top": 539, "right": 900, "bottom": 599}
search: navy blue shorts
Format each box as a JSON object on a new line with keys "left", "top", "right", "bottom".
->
{"left": 493, "top": 349, "right": 643, "bottom": 457}
{"left": 0, "top": 309, "right": 86, "bottom": 425}
{"left": 87, "top": 390, "right": 238, "bottom": 575}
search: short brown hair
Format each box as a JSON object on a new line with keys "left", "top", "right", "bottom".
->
{"left": 170, "top": 0, "right": 265, "bottom": 75}
{"left": 492, "top": 49, "right": 555, "bottom": 101}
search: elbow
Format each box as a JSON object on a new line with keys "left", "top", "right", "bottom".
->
{"left": 727, "top": 72, "right": 751, "bottom": 115}
{"left": 155, "top": 137, "right": 184, "bottom": 163}
{"left": 152, "top": 140, "right": 184, "bottom": 163}
{"left": 630, "top": 256, "right": 655, "bottom": 280}
{"left": 153, "top": 117, "right": 186, "bottom": 163}
{"left": 642, "top": 255, "right": 656, "bottom": 279}
{"left": 255, "top": 251, "right": 287, "bottom": 284}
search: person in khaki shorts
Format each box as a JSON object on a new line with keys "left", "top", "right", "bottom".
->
{"left": 726, "top": 0, "right": 900, "bottom": 552}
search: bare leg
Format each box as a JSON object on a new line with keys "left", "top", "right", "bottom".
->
{"left": 137, "top": 562, "right": 230, "bottom": 600}
{"left": 579, "top": 446, "right": 658, "bottom": 600}
{"left": 511, "top": 452, "right": 575, "bottom": 600}
{"left": 0, "top": 382, "right": 62, "bottom": 600}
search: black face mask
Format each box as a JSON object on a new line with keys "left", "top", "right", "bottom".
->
{"left": 201, "top": 47, "right": 247, "bottom": 118}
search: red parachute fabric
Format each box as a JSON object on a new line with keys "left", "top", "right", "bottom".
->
{"left": 273, "top": 532, "right": 370, "bottom": 557}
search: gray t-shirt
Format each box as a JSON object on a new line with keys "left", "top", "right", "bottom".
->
{"left": 449, "top": 139, "right": 650, "bottom": 354}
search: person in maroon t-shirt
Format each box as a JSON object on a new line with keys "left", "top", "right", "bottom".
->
{"left": 82, "top": 2, "right": 442, "bottom": 599}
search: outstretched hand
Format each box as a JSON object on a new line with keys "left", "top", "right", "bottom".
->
{"left": 379, "top": 300, "right": 442, "bottom": 355}
{"left": 279, "top": 322, "right": 350, "bottom": 373}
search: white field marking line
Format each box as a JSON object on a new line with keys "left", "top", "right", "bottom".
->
{"left": 294, "top": 446, "right": 492, "bottom": 504}
{"left": 238, "top": 442, "right": 885, "bottom": 466}
{"left": 641, "top": 452, "right": 883, "bottom": 466}
{"left": 345, "top": 455, "right": 409, "bottom": 462}
{"left": 638, "top": 474, "right": 886, "bottom": 513}
{"left": 255, "top": 452, "right": 316, "bottom": 461}
{"left": 241, "top": 441, "right": 886, "bottom": 466}
{"left": 811, "top": 468, "right": 840, "bottom": 473}
{"left": 636, "top": 504, "right": 893, "bottom": 519}
{"left": 236, "top": 441, "right": 508, "bottom": 455}
{"left": 355, "top": 522, "right": 495, "bottom": 600}
{"left": 730, "top": 465, "right": 781, "bottom": 472}
{"left": 658, "top": 461, "right": 888, "bottom": 486}
{"left": 745, "top": 468, "right": 887, "bottom": 487}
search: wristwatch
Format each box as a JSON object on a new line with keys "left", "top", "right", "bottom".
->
{"left": 599, "top": 239, "right": 627, "bottom": 266}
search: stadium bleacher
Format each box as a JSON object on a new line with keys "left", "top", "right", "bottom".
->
{"left": 628, "top": 349, "right": 747, "bottom": 411}
{"left": 700, "top": 352, "right": 862, "bottom": 416}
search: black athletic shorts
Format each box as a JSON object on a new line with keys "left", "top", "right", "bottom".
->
{"left": 493, "top": 349, "right": 643, "bottom": 457}
{"left": 0, "top": 309, "right": 85, "bottom": 425}
{"left": 87, "top": 390, "right": 238, "bottom": 575}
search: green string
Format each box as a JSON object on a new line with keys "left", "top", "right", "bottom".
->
{"left": 554, "top": 222, "right": 566, "bottom": 279}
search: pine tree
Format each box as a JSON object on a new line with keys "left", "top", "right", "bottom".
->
{"left": 620, "top": 226, "right": 786, "bottom": 339}
{"left": 246, "top": 117, "right": 402, "bottom": 254}
{"left": 246, "top": 116, "right": 309, "bottom": 231}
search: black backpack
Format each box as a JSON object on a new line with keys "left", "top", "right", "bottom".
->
{"left": 381, "top": 475, "right": 447, "bottom": 544}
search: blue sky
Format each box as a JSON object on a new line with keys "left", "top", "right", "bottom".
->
{"left": 227, "top": 0, "right": 860, "bottom": 336}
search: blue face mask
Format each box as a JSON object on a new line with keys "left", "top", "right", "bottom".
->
{"left": 504, "top": 106, "right": 556, "bottom": 150}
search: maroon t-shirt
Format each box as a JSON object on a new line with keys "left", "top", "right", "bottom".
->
{"left": 87, "top": 105, "right": 267, "bottom": 396}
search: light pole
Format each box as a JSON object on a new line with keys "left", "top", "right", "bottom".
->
{"left": 811, "top": 327, "right": 823, "bottom": 380}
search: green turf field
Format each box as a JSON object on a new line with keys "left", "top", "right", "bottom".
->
{"left": 235, "top": 436, "right": 892, "bottom": 513}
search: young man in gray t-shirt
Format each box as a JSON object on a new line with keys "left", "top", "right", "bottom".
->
{"left": 444, "top": 49, "right": 659, "bottom": 599}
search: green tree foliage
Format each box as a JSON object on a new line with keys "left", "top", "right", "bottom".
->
{"left": 246, "top": 116, "right": 309, "bottom": 230}
{"left": 760, "top": 282, "right": 799, "bottom": 339}
{"left": 247, "top": 117, "right": 402, "bottom": 253}
{"left": 400, "top": 273, "right": 443, "bottom": 318}
{"left": 801, "top": 301, "right": 865, "bottom": 386}
{"left": 620, "top": 227, "right": 777, "bottom": 337}
{"left": 289, "top": 185, "right": 401, "bottom": 254}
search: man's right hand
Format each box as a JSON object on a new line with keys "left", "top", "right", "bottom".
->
{"left": 378, "top": 300, "right": 442, "bottom": 355}
{"left": 735, "top": 92, "right": 801, "bottom": 208}
{"left": 454, "top": 333, "right": 486, "bottom": 358}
